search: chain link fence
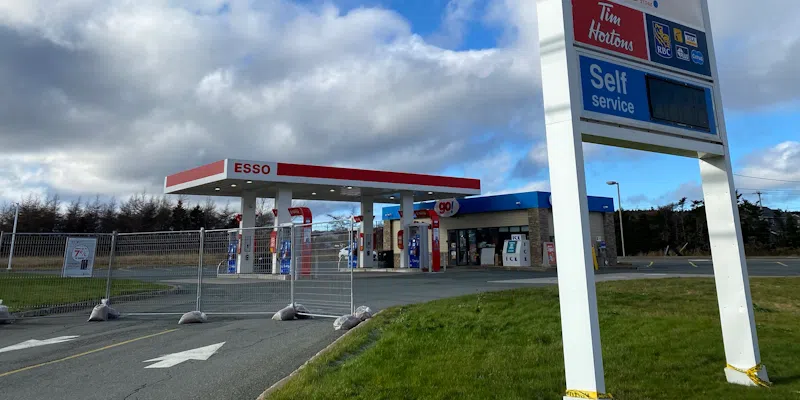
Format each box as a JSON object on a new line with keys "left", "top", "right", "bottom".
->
{"left": 0, "top": 223, "right": 354, "bottom": 320}
{"left": 292, "top": 221, "right": 354, "bottom": 318}
{"left": 200, "top": 227, "right": 291, "bottom": 315}
{"left": 0, "top": 233, "right": 114, "bottom": 317}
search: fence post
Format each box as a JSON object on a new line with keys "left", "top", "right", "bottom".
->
{"left": 7, "top": 203, "right": 19, "bottom": 270}
{"left": 197, "top": 228, "right": 205, "bottom": 312}
{"left": 105, "top": 231, "right": 118, "bottom": 301}
{"left": 290, "top": 225, "right": 295, "bottom": 307}
{"left": 350, "top": 220, "right": 354, "bottom": 314}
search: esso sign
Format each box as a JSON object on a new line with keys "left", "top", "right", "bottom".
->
{"left": 435, "top": 198, "right": 460, "bottom": 218}
{"left": 233, "top": 162, "right": 271, "bottom": 175}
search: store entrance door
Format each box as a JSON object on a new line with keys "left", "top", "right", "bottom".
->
{"left": 457, "top": 229, "right": 478, "bottom": 266}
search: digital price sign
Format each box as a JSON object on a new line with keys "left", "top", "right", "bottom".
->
{"left": 645, "top": 75, "right": 710, "bottom": 132}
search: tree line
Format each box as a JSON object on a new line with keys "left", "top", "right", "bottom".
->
{"left": 0, "top": 193, "right": 278, "bottom": 234}
{"left": 614, "top": 194, "right": 800, "bottom": 256}
{"left": 2, "top": 192, "right": 797, "bottom": 256}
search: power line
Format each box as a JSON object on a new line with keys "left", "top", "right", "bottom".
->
{"left": 734, "top": 174, "right": 800, "bottom": 184}
{"left": 738, "top": 188, "right": 800, "bottom": 193}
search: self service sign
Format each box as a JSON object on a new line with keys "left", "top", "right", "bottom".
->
{"left": 579, "top": 55, "right": 717, "bottom": 135}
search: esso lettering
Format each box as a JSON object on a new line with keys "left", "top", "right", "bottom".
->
{"left": 234, "top": 163, "right": 271, "bottom": 175}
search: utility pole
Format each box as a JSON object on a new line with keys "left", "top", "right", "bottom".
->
{"left": 754, "top": 191, "right": 764, "bottom": 218}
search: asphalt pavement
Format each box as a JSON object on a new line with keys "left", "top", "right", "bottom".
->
{"left": 1, "top": 257, "right": 797, "bottom": 400}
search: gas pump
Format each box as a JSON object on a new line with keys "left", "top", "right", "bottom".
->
{"left": 226, "top": 229, "right": 238, "bottom": 274}
{"left": 595, "top": 238, "right": 608, "bottom": 267}
{"left": 405, "top": 223, "right": 430, "bottom": 270}
{"left": 349, "top": 236, "right": 358, "bottom": 269}
{"left": 348, "top": 227, "right": 359, "bottom": 269}
{"left": 277, "top": 224, "right": 292, "bottom": 275}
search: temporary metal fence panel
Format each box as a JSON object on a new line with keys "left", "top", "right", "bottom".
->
{"left": 109, "top": 230, "right": 202, "bottom": 315}
{"left": 291, "top": 220, "right": 354, "bottom": 318}
{"left": 200, "top": 226, "right": 290, "bottom": 314}
{"left": 0, "top": 232, "right": 114, "bottom": 318}
{"left": 1, "top": 224, "right": 357, "bottom": 320}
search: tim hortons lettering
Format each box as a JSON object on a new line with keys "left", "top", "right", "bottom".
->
{"left": 589, "top": 2, "right": 634, "bottom": 51}
{"left": 573, "top": 0, "right": 648, "bottom": 60}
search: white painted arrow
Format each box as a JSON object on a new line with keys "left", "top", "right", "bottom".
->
{"left": 0, "top": 336, "right": 80, "bottom": 354}
{"left": 143, "top": 342, "right": 225, "bottom": 368}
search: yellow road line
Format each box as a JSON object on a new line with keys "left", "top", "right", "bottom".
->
{"left": 689, "top": 262, "right": 698, "bottom": 268}
{"left": 647, "top": 261, "right": 654, "bottom": 268}
{"left": 777, "top": 262, "right": 788, "bottom": 267}
{"left": 0, "top": 329, "right": 179, "bottom": 378}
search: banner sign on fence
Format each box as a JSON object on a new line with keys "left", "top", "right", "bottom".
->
{"left": 62, "top": 237, "right": 97, "bottom": 277}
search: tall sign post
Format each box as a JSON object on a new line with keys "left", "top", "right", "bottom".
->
{"left": 535, "top": 0, "right": 770, "bottom": 398}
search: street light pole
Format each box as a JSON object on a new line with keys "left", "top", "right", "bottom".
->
{"left": 7, "top": 202, "right": 19, "bottom": 270}
{"left": 606, "top": 181, "right": 626, "bottom": 258}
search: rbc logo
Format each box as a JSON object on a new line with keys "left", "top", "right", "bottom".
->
{"left": 691, "top": 50, "right": 704, "bottom": 65}
{"left": 653, "top": 22, "right": 672, "bottom": 58}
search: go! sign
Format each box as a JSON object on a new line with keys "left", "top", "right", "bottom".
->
{"left": 435, "top": 198, "right": 460, "bottom": 218}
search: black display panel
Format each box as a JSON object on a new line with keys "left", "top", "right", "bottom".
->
{"left": 645, "top": 75, "right": 710, "bottom": 132}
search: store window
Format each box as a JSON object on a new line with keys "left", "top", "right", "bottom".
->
{"left": 447, "top": 225, "right": 531, "bottom": 266}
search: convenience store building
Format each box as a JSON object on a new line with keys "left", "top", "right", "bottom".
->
{"left": 380, "top": 191, "right": 618, "bottom": 268}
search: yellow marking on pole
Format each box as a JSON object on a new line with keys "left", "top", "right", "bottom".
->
{"left": 689, "top": 261, "right": 698, "bottom": 268}
{"left": 0, "top": 329, "right": 179, "bottom": 378}
{"left": 777, "top": 262, "right": 788, "bottom": 267}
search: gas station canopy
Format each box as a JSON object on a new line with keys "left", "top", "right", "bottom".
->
{"left": 164, "top": 159, "right": 481, "bottom": 203}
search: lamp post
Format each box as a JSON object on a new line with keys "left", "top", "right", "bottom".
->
{"left": 606, "top": 181, "right": 626, "bottom": 258}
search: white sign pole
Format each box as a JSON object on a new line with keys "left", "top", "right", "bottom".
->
{"left": 536, "top": 0, "right": 768, "bottom": 394}
{"left": 536, "top": 1, "right": 608, "bottom": 398}
{"left": 698, "top": 0, "right": 768, "bottom": 386}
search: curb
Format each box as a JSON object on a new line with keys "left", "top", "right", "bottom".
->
{"left": 256, "top": 310, "right": 384, "bottom": 400}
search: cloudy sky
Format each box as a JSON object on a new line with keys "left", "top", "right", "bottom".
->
{"left": 1, "top": 0, "right": 798, "bottom": 218}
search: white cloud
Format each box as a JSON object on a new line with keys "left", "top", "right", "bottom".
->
{"left": 428, "top": 0, "right": 479, "bottom": 49}
{"left": 0, "top": 0, "right": 539, "bottom": 205}
{"left": 483, "top": 180, "right": 550, "bottom": 197}
{"left": 736, "top": 141, "right": 800, "bottom": 190}
{"left": 1, "top": 0, "right": 799, "bottom": 212}
{"left": 706, "top": 0, "right": 800, "bottom": 110}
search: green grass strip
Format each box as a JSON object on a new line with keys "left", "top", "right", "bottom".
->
{"left": 269, "top": 277, "right": 800, "bottom": 400}
{"left": 0, "top": 274, "right": 170, "bottom": 312}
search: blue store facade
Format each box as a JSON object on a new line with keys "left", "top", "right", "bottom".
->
{"left": 381, "top": 191, "right": 617, "bottom": 268}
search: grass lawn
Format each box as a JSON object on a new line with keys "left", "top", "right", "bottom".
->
{"left": 269, "top": 277, "right": 800, "bottom": 400}
{"left": 0, "top": 274, "right": 170, "bottom": 312}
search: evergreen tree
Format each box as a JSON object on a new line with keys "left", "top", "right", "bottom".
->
{"left": 63, "top": 198, "right": 84, "bottom": 233}
{"left": 99, "top": 198, "right": 118, "bottom": 233}
{"left": 189, "top": 204, "right": 205, "bottom": 229}
{"left": 785, "top": 213, "right": 800, "bottom": 248}
{"left": 153, "top": 196, "right": 172, "bottom": 231}
{"left": 170, "top": 200, "right": 190, "bottom": 231}
{"left": 80, "top": 196, "right": 102, "bottom": 233}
